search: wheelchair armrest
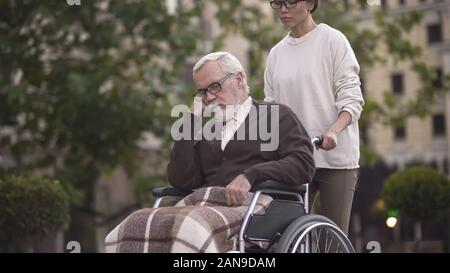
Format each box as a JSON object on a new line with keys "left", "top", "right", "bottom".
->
{"left": 251, "top": 180, "right": 307, "bottom": 196}
{"left": 152, "top": 186, "right": 193, "bottom": 198}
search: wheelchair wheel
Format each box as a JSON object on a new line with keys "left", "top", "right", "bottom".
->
{"left": 275, "top": 214, "right": 355, "bottom": 253}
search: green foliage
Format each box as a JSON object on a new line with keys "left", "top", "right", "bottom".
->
{"left": 359, "top": 145, "right": 379, "bottom": 166}
{"left": 382, "top": 167, "right": 450, "bottom": 222}
{"left": 0, "top": 175, "right": 70, "bottom": 251}
{"left": 0, "top": 0, "right": 202, "bottom": 203}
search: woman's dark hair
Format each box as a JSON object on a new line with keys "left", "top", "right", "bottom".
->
{"left": 310, "top": 0, "right": 319, "bottom": 13}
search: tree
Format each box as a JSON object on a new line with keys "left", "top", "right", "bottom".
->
{"left": 382, "top": 167, "right": 450, "bottom": 251}
{"left": 0, "top": 0, "right": 202, "bottom": 251}
{"left": 0, "top": 175, "right": 70, "bottom": 252}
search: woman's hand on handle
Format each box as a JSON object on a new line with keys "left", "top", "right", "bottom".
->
{"left": 318, "top": 111, "right": 352, "bottom": 151}
{"left": 320, "top": 129, "right": 338, "bottom": 151}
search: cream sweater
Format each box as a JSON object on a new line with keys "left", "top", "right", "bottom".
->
{"left": 264, "top": 23, "right": 364, "bottom": 169}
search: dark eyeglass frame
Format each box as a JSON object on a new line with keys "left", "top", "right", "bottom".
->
{"left": 193, "top": 73, "right": 233, "bottom": 98}
{"left": 269, "top": 0, "right": 305, "bottom": 9}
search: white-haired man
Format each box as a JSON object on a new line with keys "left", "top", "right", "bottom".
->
{"left": 105, "top": 52, "right": 315, "bottom": 253}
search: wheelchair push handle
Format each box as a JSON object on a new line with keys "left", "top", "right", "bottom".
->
{"left": 311, "top": 136, "right": 323, "bottom": 150}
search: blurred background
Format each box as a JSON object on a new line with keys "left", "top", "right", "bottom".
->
{"left": 0, "top": 0, "right": 449, "bottom": 253}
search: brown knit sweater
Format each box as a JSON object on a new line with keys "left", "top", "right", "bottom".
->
{"left": 167, "top": 100, "right": 315, "bottom": 191}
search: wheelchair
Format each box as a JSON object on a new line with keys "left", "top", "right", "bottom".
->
{"left": 152, "top": 137, "right": 354, "bottom": 253}
{"left": 152, "top": 179, "right": 355, "bottom": 253}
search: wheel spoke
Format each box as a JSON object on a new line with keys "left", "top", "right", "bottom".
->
{"left": 324, "top": 229, "right": 330, "bottom": 253}
{"left": 326, "top": 230, "right": 333, "bottom": 253}
{"left": 279, "top": 218, "right": 354, "bottom": 253}
{"left": 314, "top": 228, "right": 321, "bottom": 253}
{"left": 336, "top": 241, "right": 342, "bottom": 253}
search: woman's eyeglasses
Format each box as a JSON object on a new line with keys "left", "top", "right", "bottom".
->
{"left": 193, "top": 73, "right": 233, "bottom": 97}
{"left": 269, "top": 0, "right": 304, "bottom": 9}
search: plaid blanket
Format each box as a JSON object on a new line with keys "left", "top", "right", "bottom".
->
{"left": 105, "top": 187, "right": 272, "bottom": 253}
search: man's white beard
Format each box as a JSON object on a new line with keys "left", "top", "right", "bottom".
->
{"left": 203, "top": 103, "right": 235, "bottom": 123}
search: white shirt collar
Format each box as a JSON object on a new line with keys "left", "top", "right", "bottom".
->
{"left": 233, "top": 96, "right": 253, "bottom": 123}
{"left": 221, "top": 96, "right": 252, "bottom": 151}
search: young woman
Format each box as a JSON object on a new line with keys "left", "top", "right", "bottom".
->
{"left": 264, "top": 0, "right": 364, "bottom": 234}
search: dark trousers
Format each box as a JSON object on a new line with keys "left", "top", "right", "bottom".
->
{"left": 309, "top": 168, "right": 359, "bottom": 235}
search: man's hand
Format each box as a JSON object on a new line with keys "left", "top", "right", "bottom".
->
{"left": 320, "top": 129, "right": 338, "bottom": 151}
{"left": 225, "top": 174, "right": 251, "bottom": 206}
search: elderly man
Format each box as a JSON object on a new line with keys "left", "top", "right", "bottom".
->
{"left": 105, "top": 52, "right": 315, "bottom": 253}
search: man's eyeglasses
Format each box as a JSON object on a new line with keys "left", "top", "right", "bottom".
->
{"left": 193, "top": 73, "right": 233, "bottom": 97}
{"left": 269, "top": 0, "right": 304, "bottom": 9}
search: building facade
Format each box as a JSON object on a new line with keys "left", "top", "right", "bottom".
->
{"left": 358, "top": 0, "right": 450, "bottom": 175}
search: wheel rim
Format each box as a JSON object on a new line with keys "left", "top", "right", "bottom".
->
{"left": 289, "top": 222, "right": 354, "bottom": 253}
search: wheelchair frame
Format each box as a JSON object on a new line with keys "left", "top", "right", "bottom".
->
{"left": 152, "top": 180, "right": 355, "bottom": 253}
{"left": 151, "top": 137, "right": 354, "bottom": 253}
